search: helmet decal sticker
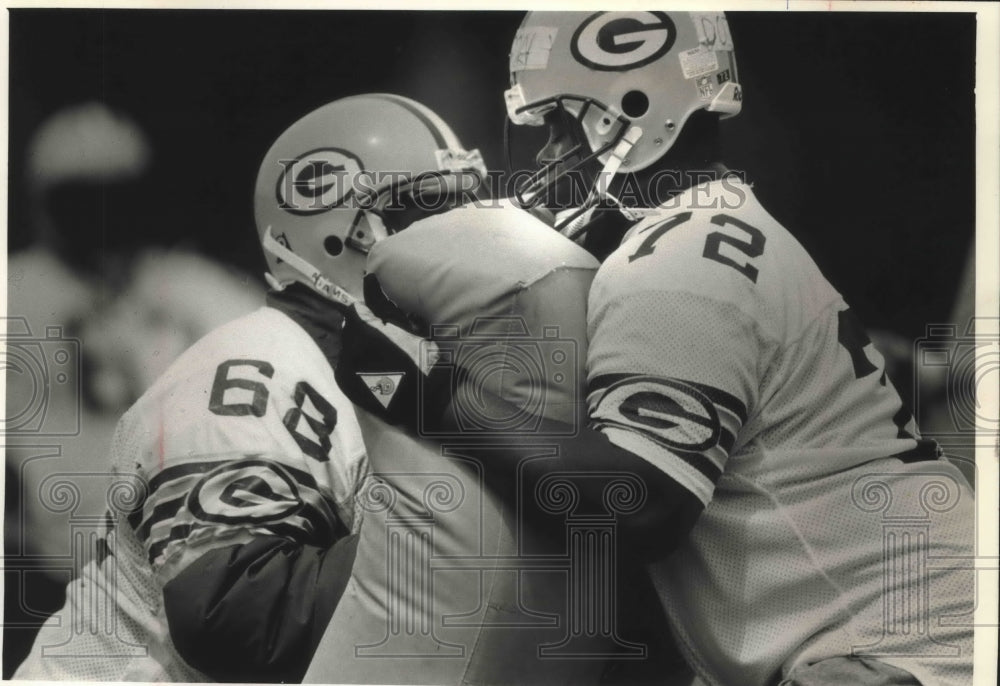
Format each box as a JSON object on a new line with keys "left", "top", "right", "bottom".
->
{"left": 679, "top": 46, "right": 720, "bottom": 80}
{"left": 696, "top": 75, "right": 715, "bottom": 100}
{"left": 509, "top": 26, "right": 558, "bottom": 72}
{"left": 691, "top": 12, "right": 733, "bottom": 52}
{"left": 275, "top": 147, "right": 364, "bottom": 216}
{"left": 570, "top": 12, "right": 676, "bottom": 72}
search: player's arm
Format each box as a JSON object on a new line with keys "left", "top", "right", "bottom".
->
{"left": 161, "top": 529, "right": 358, "bottom": 683}
{"left": 119, "top": 377, "right": 361, "bottom": 682}
{"left": 448, "top": 396, "right": 705, "bottom": 562}
{"left": 437, "top": 304, "right": 751, "bottom": 562}
{"left": 334, "top": 303, "right": 729, "bottom": 564}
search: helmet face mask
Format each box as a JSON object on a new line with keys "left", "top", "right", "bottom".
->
{"left": 255, "top": 94, "right": 485, "bottom": 307}
{"left": 508, "top": 95, "right": 630, "bottom": 213}
{"left": 367, "top": 170, "right": 477, "bottom": 234}
{"left": 506, "top": 11, "right": 741, "bottom": 226}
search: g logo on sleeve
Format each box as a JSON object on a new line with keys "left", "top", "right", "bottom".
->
{"left": 188, "top": 458, "right": 304, "bottom": 524}
{"left": 598, "top": 376, "right": 720, "bottom": 453}
{"left": 571, "top": 12, "right": 676, "bottom": 72}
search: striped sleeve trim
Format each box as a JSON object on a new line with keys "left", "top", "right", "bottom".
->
{"left": 128, "top": 455, "right": 341, "bottom": 568}
{"left": 145, "top": 456, "right": 320, "bottom": 495}
{"left": 589, "top": 375, "right": 744, "bottom": 470}
{"left": 146, "top": 507, "right": 348, "bottom": 567}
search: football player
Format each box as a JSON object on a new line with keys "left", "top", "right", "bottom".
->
{"left": 506, "top": 12, "right": 975, "bottom": 686}
{"left": 336, "top": 12, "right": 975, "bottom": 686}
{"left": 13, "top": 94, "right": 486, "bottom": 682}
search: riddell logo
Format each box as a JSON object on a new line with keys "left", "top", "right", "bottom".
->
{"left": 570, "top": 12, "right": 676, "bottom": 72}
{"left": 276, "top": 148, "right": 364, "bottom": 215}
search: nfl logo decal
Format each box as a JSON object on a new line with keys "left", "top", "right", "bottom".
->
{"left": 697, "top": 75, "right": 714, "bottom": 100}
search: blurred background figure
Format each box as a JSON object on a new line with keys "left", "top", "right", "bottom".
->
{"left": 4, "top": 101, "right": 261, "bottom": 676}
{"left": 22, "top": 101, "right": 152, "bottom": 277}
{"left": 81, "top": 248, "right": 262, "bottom": 414}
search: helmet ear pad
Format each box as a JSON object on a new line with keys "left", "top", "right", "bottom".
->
{"left": 620, "top": 90, "right": 651, "bottom": 119}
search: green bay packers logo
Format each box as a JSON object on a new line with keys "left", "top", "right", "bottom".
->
{"left": 276, "top": 147, "right": 364, "bottom": 215}
{"left": 571, "top": 12, "right": 676, "bottom": 72}
{"left": 600, "top": 376, "right": 720, "bottom": 452}
{"left": 188, "top": 458, "right": 304, "bottom": 524}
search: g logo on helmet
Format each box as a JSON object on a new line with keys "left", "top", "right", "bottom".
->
{"left": 276, "top": 148, "right": 364, "bottom": 216}
{"left": 571, "top": 12, "right": 676, "bottom": 72}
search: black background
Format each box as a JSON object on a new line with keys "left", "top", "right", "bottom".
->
{"left": 8, "top": 10, "right": 976, "bottom": 339}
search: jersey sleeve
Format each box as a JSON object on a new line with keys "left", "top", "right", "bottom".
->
{"left": 364, "top": 202, "right": 598, "bottom": 428}
{"left": 586, "top": 211, "right": 771, "bottom": 506}
{"left": 111, "top": 308, "right": 367, "bottom": 582}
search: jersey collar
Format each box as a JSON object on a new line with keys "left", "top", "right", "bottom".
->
{"left": 266, "top": 284, "right": 344, "bottom": 366}
{"left": 619, "top": 177, "right": 750, "bottom": 245}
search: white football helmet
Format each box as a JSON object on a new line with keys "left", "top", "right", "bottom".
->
{"left": 505, "top": 11, "right": 741, "bottom": 214}
{"left": 254, "top": 93, "right": 486, "bottom": 307}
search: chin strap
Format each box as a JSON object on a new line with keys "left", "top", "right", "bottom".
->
{"left": 596, "top": 124, "right": 643, "bottom": 189}
{"left": 261, "top": 226, "right": 358, "bottom": 309}
{"left": 560, "top": 125, "right": 656, "bottom": 240}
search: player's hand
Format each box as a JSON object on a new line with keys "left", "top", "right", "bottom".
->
{"left": 335, "top": 302, "right": 451, "bottom": 434}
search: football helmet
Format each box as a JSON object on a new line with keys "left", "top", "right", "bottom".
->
{"left": 254, "top": 93, "right": 486, "bottom": 307}
{"left": 505, "top": 11, "right": 741, "bottom": 217}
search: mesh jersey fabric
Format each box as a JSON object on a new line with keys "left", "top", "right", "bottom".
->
{"left": 586, "top": 179, "right": 974, "bottom": 686}
{"left": 14, "top": 306, "right": 368, "bottom": 681}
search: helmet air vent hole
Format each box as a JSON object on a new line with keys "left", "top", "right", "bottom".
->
{"left": 665, "top": 120, "right": 676, "bottom": 131}
{"left": 621, "top": 90, "right": 649, "bottom": 118}
{"left": 324, "top": 236, "right": 344, "bottom": 256}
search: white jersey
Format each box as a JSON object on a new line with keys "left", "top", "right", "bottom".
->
{"left": 14, "top": 306, "right": 367, "bottom": 681}
{"left": 586, "top": 179, "right": 974, "bottom": 685}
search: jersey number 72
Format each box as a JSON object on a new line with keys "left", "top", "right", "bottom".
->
{"left": 629, "top": 211, "right": 766, "bottom": 284}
